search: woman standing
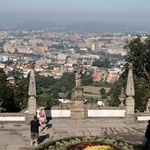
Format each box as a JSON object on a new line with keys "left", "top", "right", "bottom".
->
{"left": 38, "top": 107, "right": 47, "bottom": 132}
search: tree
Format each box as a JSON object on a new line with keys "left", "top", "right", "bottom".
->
{"left": 52, "top": 90, "right": 59, "bottom": 99}
{"left": 92, "top": 58, "right": 110, "bottom": 68}
{"left": 121, "top": 35, "right": 150, "bottom": 110}
{"left": 7, "top": 69, "right": 29, "bottom": 110}
{"left": 107, "top": 78, "right": 125, "bottom": 107}
{"left": 66, "top": 91, "right": 72, "bottom": 99}
{"left": 82, "top": 73, "right": 93, "bottom": 86}
{"left": 0, "top": 68, "right": 15, "bottom": 112}
{"left": 37, "top": 94, "right": 60, "bottom": 108}
{"left": 124, "top": 35, "right": 150, "bottom": 83}
{"left": 99, "top": 88, "right": 106, "bottom": 95}
{"left": 13, "top": 76, "right": 29, "bottom": 110}
{"left": 107, "top": 83, "right": 121, "bottom": 106}
{"left": 8, "top": 68, "right": 24, "bottom": 85}
{"left": 100, "top": 88, "right": 107, "bottom": 99}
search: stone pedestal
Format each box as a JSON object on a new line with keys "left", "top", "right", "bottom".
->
{"left": 25, "top": 114, "right": 34, "bottom": 124}
{"left": 71, "top": 98, "right": 87, "bottom": 119}
{"left": 125, "top": 97, "right": 136, "bottom": 123}
{"left": 71, "top": 105, "right": 86, "bottom": 120}
{"left": 74, "top": 87, "right": 84, "bottom": 98}
{"left": 28, "top": 96, "right": 37, "bottom": 115}
{"left": 125, "top": 63, "right": 136, "bottom": 124}
{"left": 26, "top": 96, "right": 37, "bottom": 123}
{"left": 125, "top": 114, "right": 136, "bottom": 124}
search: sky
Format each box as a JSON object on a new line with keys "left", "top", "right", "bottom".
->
{"left": 1, "top": 0, "right": 150, "bottom": 25}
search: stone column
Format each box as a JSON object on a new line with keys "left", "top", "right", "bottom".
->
{"left": 26, "top": 62, "right": 37, "bottom": 123}
{"left": 71, "top": 64, "right": 86, "bottom": 119}
{"left": 125, "top": 63, "right": 136, "bottom": 123}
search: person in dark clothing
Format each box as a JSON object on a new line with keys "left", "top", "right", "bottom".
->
{"left": 145, "top": 120, "right": 150, "bottom": 149}
{"left": 30, "top": 115, "right": 41, "bottom": 146}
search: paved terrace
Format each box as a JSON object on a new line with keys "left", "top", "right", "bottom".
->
{"left": 0, "top": 118, "right": 147, "bottom": 150}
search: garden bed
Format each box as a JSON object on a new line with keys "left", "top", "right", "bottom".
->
{"left": 31, "top": 136, "right": 144, "bottom": 150}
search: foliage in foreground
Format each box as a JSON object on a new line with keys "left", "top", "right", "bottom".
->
{"left": 31, "top": 136, "right": 143, "bottom": 150}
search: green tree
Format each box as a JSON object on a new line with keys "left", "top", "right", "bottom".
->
{"left": 82, "top": 73, "right": 93, "bottom": 86}
{"left": 107, "top": 78, "right": 125, "bottom": 106}
{"left": 100, "top": 88, "right": 107, "bottom": 99}
{"left": 7, "top": 69, "right": 29, "bottom": 110}
{"left": 0, "top": 68, "right": 15, "bottom": 111}
{"left": 66, "top": 91, "right": 72, "bottom": 99}
{"left": 52, "top": 90, "right": 59, "bottom": 99}
{"left": 108, "top": 84, "right": 121, "bottom": 106}
{"left": 8, "top": 68, "right": 24, "bottom": 85}
{"left": 37, "top": 95, "right": 60, "bottom": 108}
{"left": 92, "top": 58, "right": 110, "bottom": 68}
{"left": 99, "top": 88, "right": 106, "bottom": 95}
{"left": 120, "top": 35, "right": 150, "bottom": 110}
{"left": 13, "top": 76, "right": 29, "bottom": 110}
{"left": 124, "top": 35, "right": 150, "bottom": 83}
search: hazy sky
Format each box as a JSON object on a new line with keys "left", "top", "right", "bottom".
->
{"left": 1, "top": 0, "right": 150, "bottom": 25}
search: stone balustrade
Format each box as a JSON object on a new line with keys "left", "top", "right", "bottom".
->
{"left": 0, "top": 109, "right": 150, "bottom": 122}
{"left": 0, "top": 113, "right": 25, "bottom": 122}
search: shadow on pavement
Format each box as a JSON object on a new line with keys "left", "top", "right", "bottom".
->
{"left": 46, "top": 123, "right": 53, "bottom": 129}
{"left": 38, "top": 134, "right": 50, "bottom": 144}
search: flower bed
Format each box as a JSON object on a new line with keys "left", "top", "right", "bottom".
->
{"left": 85, "top": 145, "right": 113, "bottom": 150}
{"left": 31, "top": 136, "right": 143, "bottom": 150}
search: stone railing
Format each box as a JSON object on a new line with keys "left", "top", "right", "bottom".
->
{"left": 136, "top": 112, "right": 150, "bottom": 122}
{"left": 0, "top": 113, "right": 25, "bottom": 122}
{"left": 42, "top": 106, "right": 126, "bottom": 118}
{"left": 1, "top": 108, "right": 150, "bottom": 122}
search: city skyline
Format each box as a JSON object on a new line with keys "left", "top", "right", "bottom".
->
{"left": 0, "top": 0, "right": 150, "bottom": 26}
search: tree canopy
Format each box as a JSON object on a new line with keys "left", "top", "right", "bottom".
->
{"left": 92, "top": 58, "right": 111, "bottom": 68}
{"left": 0, "top": 68, "right": 15, "bottom": 112}
{"left": 124, "top": 35, "right": 150, "bottom": 110}
{"left": 108, "top": 35, "right": 150, "bottom": 110}
{"left": 124, "top": 35, "right": 150, "bottom": 83}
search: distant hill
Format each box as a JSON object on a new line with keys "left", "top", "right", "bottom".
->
{"left": 15, "top": 20, "right": 62, "bottom": 30}
{"left": 15, "top": 20, "right": 147, "bottom": 33}
{"left": 0, "top": 15, "right": 149, "bottom": 33}
{"left": 65, "top": 21, "right": 149, "bottom": 33}
{"left": 65, "top": 21, "right": 114, "bottom": 32}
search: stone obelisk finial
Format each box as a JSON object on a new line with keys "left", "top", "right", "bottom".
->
{"left": 125, "top": 63, "right": 136, "bottom": 123}
{"left": 27, "top": 61, "right": 37, "bottom": 122}
{"left": 126, "top": 63, "right": 135, "bottom": 97}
